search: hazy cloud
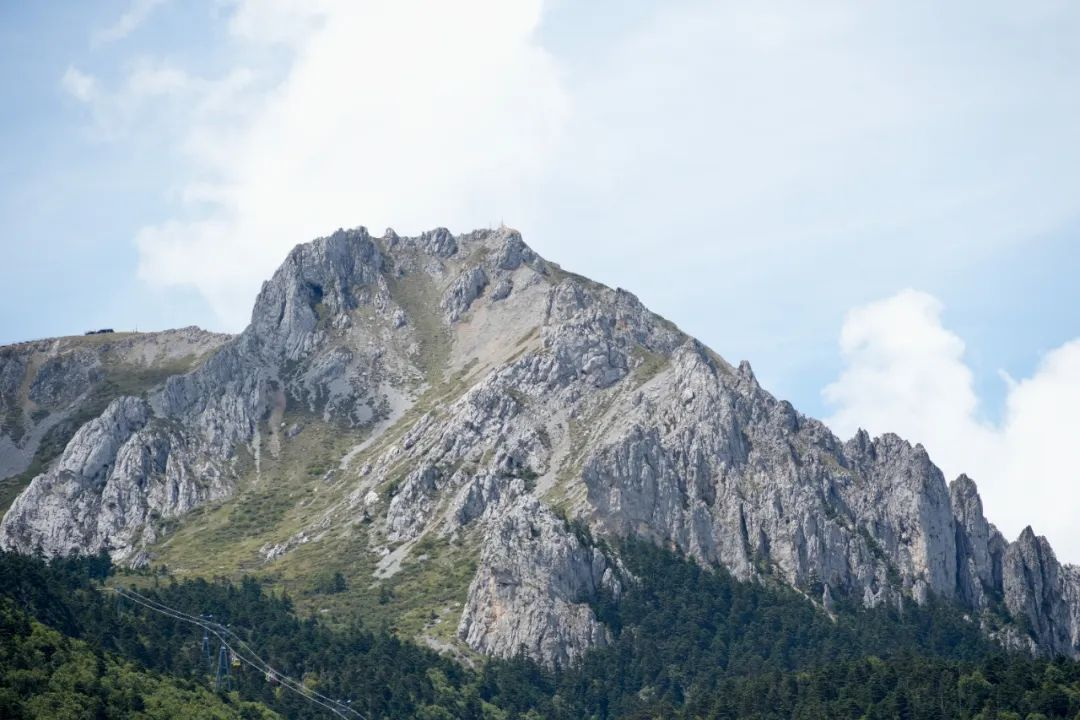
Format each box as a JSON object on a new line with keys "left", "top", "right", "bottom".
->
{"left": 94, "top": 0, "right": 166, "bottom": 45}
{"left": 103, "top": 0, "right": 1080, "bottom": 351}
{"left": 59, "top": 56, "right": 256, "bottom": 144}
{"left": 61, "top": 66, "right": 97, "bottom": 103}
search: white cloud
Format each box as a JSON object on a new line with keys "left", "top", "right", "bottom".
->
{"left": 824, "top": 290, "right": 1080, "bottom": 561}
{"left": 130, "top": 0, "right": 566, "bottom": 328}
{"left": 226, "top": 0, "right": 326, "bottom": 46}
{"left": 517, "top": 0, "right": 1080, "bottom": 401}
{"left": 61, "top": 67, "right": 98, "bottom": 103}
{"left": 94, "top": 0, "right": 166, "bottom": 45}
{"left": 60, "top": 56, "right": 255, "bottom": 144}
{"left": 71, "top": 0, "right": 1076, "bottom": 350}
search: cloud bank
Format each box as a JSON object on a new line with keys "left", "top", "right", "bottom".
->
{"left": 129, "top": 0, "right": 565, "bottom": 328}
{"left": 63, "top": 0, "right": 1078, "bottom": 347}
{"left": 824, "top": 290, "right": 1080, "bottom": 560}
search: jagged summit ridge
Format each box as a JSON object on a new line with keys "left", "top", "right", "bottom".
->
{"left": 1, "top": 225, "right": 1078, "bottom": 665}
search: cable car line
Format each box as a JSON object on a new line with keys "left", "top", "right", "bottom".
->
{"left": 115, "top": 588, "right": 357, "bottom": 719}
{"left": 111, "top": 587, "right": 364, "bottom": 720}
{"left": 113, "top": 588, "right": 356, "bottom": 720}
{"left": 113, "top": 587, "right": 359, "bottom": 718}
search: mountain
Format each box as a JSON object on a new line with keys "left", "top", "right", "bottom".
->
{"left": 1, "top": 226, "right": 1077, "bottom": 667}
{"left": 0, "top": 328, "right": 228, "bottom": 514}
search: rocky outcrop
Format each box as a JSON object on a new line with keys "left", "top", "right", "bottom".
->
{"left": 950, "top": 474, "right": 1006, "bottom": 610}
{"left": 458, "top": 496, "right": 617, "bottom": 666}
{"left": 245, "top": 228, "right": 387, "bottom": 363}
{"left": 578, "top": 346, "right": 960, "bottom": 608}
{"left": 2, "top": 224, "right": 1078, "bottom": 665}
{"left": 442, "top": 266, "right": 489, "bottom": 322}
{"left": 1, "top": 226, "right": 534, "bottom": 561}
{"left": 0, "top": 327, "right": 227, "bottom": 485}
{"left": 1002, "top": 528, "right": 1080, "bottom": 657}
{"left": 337, "top": 229, "right": 1080, "bottom": 663}
{"left": 0, "top": 396, "right": 230, "bottom": 559}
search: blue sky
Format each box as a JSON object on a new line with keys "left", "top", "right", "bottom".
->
{"left": 2, "top": 1, "right": 1079, "bottom": 555}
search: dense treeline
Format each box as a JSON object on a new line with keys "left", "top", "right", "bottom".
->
{"left": 0, "top": 598, "right": 277, "bottom": 719}
{"left": 497, "top": 542, "right": 1080, "bottom": 719}
{"left": 0, "top": 551, "right": 484, "bottom": 719}
{"left": 3, "top": 546, "right": 1080, "bottom": 719}
{"left": 566, "top": 542, "right": 999, "bottom": 712}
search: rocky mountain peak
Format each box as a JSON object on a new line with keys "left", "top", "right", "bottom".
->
{"left": 2, "top": 225, "right": 1078, "bottom": 667}
{"left": 249, "top": 227, "right": 384, "bottom": 360}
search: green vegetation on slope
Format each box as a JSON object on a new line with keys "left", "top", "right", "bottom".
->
{"left": 0, "top": 551, "right": 497, "bottom": 719}
{"left": 0, "top": 599, "right": 278, "bottom": 720}
{"left": 153, "top": 408, "right": 365, "bottom": 576}
{"left": 151, "top": 379, "right": 486, "bottom": 649}
{"left": 5, "top": 545, "right": 1080, "bottom": 719}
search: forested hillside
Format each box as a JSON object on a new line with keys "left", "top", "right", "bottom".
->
{"left": 3, "top": 547, "right": 1080, "bottom": 719}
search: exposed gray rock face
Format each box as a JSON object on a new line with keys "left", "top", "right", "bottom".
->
{"left": 28, "top": 350, "right": 103, "bottom": 408}
{"left": 577, "top": 348, "right": 967, "bottom": 609}
{"left": 3, "top": 224, "right": 1078, "bottom": 665}
{"left": 442, "top": 266, "right": 489, "bottom": 322}
{"left": 2, "top": 229, "right": 408, "bottom": 559}
{"left": 245, "top": 228, "right": 387, "bottom": 363}
{"left": 1002, "top": 527, "right": 1080, "bottom": 657}
{"left": 951, "top": 474, "right": 1006, "bottom": 610}
{"left": 1, "top": 226, "right": 538, "bottom": 562}
{"left": 337, "top": 229, "right": 1080, "bottom": 663}
{"left": 1, "top": 396, "right": 230, "bottom": 558}
{"left": 421, "top": 227, "right": 458, "bottom": 258}
{"left": 0, "top": 327, "right": 227, "bottom": 485}
{"left": 458, "top": 496, "right": 617, "bottom": 666}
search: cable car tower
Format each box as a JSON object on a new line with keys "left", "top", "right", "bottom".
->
{"left": 215, "top": 643, "right": 231, "bottom": 692}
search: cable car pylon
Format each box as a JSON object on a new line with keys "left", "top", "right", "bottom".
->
{"left": 215, "top": 643, "right": 231, "bottom": 692}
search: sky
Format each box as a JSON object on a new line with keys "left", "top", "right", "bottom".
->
{"left": 1, "top": 1, "right": 1079, "bottom": 558}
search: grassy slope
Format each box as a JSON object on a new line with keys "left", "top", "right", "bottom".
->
{"left": 150, "top": 394, "right": 483, "bottom": 654}
{"left": 151, "top": 265, "right": 489, "bottom": 651}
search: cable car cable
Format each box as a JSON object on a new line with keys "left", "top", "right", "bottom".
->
{"left": 116, "top": 588, "right": 362, "bottom": 719}
{"left": 112, "top": 587, "right": 363, "bottom": 720}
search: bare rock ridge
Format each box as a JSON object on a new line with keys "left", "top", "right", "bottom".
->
{"left": 1, "top": 226, "right": 1078, "bottom": 665}
{"left": 0, "top": 327, "right": 228, "bottom": 509}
